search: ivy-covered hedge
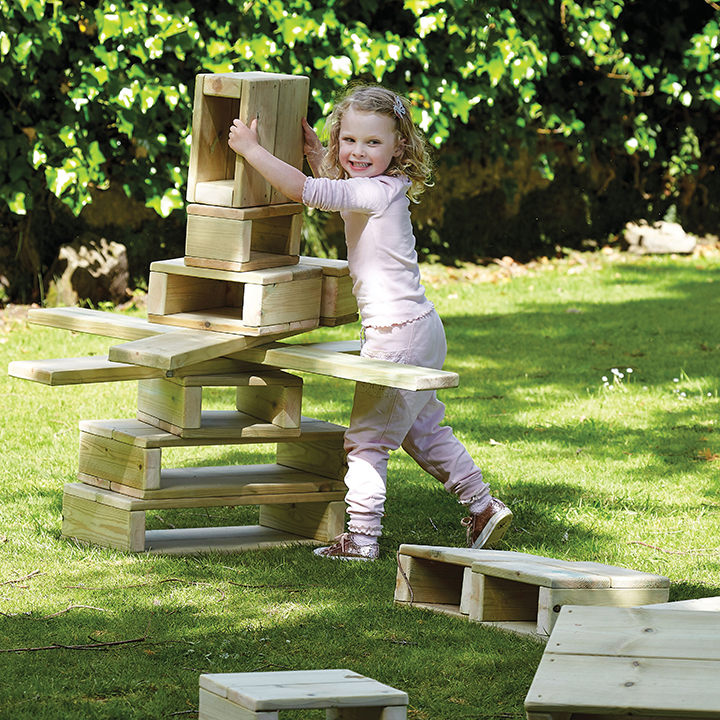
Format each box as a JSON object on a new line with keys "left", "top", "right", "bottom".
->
{"left": 2, "top": 0, "right": 719, "bottom": 300}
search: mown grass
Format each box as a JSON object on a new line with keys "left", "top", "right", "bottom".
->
{"left": 1, "top": 247, "right": 718, "bottom": 719}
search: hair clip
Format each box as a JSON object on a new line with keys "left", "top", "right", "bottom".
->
{"left": 393, "top": 95, "right": 407, "bottom": 119}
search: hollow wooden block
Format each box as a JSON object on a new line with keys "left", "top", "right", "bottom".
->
{"left": 185, "top": 203, "right": 303, "bottom": 272}
{"left": 258, "top": 500, "right": 345, "bottom": 542}
{"left": 525, "top": 605, "right": 720, "bottom": 720}
{"left": 198, "top": 670, "right": 408, "bottom": 720}
{"left": 137, "top": 371, "right": 302, "bottom": 434}
{"left": 146, "top": 259, "right": 322, "bottom": 335}
{"left": 299, "top": 256, "right": 358, "bottom": 326}
{"left": 394, "top": 545, "right": 670, "bottom": 639}
{"left": 276, "top": 433, "right": 347, "bottom": 481}
{"left": 187, "top": 72, "right": 309, "bottom": 208}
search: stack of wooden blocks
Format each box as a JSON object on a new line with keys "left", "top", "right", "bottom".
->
{"left": 15, "top": 71, "right": 362, "bottom": 555}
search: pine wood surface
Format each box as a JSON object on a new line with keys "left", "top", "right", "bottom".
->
{"left": 187, "top": 202, "right": 303, "bottom": 220}
{"left": 185, "top": 214, "right": 252, "bottom": 264}
{"left": 298, "top": 256, "right": 350, "bottom": 276}
{"left": 172, "top": 368, "right": 301, "bottom": 387}
{"left": 8, "top": 356, "right": 162, "bottom": 385}
{"left": 525, "top": 606, "right": 720, "bottom": 718}
{"left": 79, "top": 416, "right": 346, "bottom": 449}
{"left": 150, "top": 257, "right": 321, "bottom": 285}
{"left": 78, "top": 463, "right": 345, "bottom": 500}
{"left": 200, "top": 670, "right": 408, "bottom": 711}
{"left": 231, "top": 342, "right": 460, "bottom": 391}
{"left": 184, "top": 252, "right": 300, "bottom": 273}
{"left": 199, "top": 688, "right": 277, "bottom": 720}
{"left": 28, "top": 306, "right": 174, "bottom": 340}
{"left": 135, "top": 409, "right": 303, "bottom": 439}
{"left": 146, "top": 311, "right": 318, "bottom": 338}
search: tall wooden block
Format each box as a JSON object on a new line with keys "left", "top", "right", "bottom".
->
{"left": 185, "top": 203, "right": 303, "bottom": 272}
{"left": 137, "top": 378, "right": 203, "bottom": 430}
{"left": 186, "top": 72, "right": 309, "bottom": 208}
{"left": 299, "top": 256, "right": 358, "bottom": 326}
{"left": 277, "top": 434, "right": 347, "bottom": 481}
{"left": 236, "top": 380, "right": 302, "bottom": 429}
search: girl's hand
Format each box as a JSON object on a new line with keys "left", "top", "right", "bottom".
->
{"left": 302, "top": 117, "right": 326, "bottom": 176}
{"left": 228, "top": 117, "right": 259, "bottom": 157}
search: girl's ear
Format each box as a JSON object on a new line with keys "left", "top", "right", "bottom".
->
{"left": 393, "top": 137, "right": 406, "bottom": 158}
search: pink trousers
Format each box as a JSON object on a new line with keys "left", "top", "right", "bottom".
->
{"left": 344, "top": 309, "right": 489, "bottom": 537}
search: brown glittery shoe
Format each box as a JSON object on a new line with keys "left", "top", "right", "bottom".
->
{"left": 461, "top": 497, "right": 513, "bottom": 549}
{"left": 313, "top": 533, "right": 379, "bottom": 561}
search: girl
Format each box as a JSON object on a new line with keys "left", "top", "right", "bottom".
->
{"left": 228, "top": 85, "right": 512, "bottom": 560}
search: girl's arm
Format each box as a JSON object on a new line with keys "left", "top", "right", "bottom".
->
{"left": 228, "top": 118, "right": 307, "bottom": 203}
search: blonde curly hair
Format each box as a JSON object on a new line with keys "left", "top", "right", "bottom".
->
{"left": 320, "top": 85, "right": 433, "bottom": 203}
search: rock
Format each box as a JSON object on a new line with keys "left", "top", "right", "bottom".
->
{"left": 624, "top": 220, "right": 697, "bottom": 255}
{"left": 45, "top": 233, "right": 129, "bottom": 306}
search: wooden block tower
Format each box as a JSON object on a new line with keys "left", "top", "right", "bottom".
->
{"left": 9, "top": 71, "right": 460, "bottom": 555}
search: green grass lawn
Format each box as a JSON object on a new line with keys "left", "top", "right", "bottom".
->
{"left": 1, "top": 247, "right": 718, "bottom": 719}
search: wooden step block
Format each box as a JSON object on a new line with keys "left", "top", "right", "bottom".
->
{"left": 185, "top": 203, "right": 302, "bottom": 272}
{"left": 186, "top": 72, "right": 309, "bottom": 208}
{"left": 78, "top": 415, "right": 347, "bottom": 491}
{"left": 394, "top": 545, "right": 670, "bottom": 639}
{"left": 146, "top": 258, "right": 322, "bottom": 334}
{"left": 136, "top": 371, "right": 302, "bottom": 432}
{"left": 199, "top": 669, "right": 408, "bottom": 719}
{"left": 298, "top": 256, "right": 358, "bottom": 326}
{"left": 62, "top": 482, "right": 346, "bottom": 554}
{"left": 525, "top": 605, "right": 720, "bottom": 720}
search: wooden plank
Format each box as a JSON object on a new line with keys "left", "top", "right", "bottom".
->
{"left": 644, "top": 596, "right": 720, "bottom": 612}
{"left": 544, "top": 606, "right": 720, "bottom": 661}
{"left": 187, "top": 202, "right": 303, "bottom": 221}
{"left": 78, "top": 431, "right": 161, "bottom": 489}
{"left": 137, "top": 378, "right": 203, "bottom": 429}
{"left": 143, "top": 524, "right": 327, "bottom": 555}
{"left": 270, "top": 76, "right": 309, "bottom": 204}
{"left": 236, "top": 382, "right": 302, "bottom": 429}
{"left": 234, "top": 76, "right": 280, "bottom": 207}
{"left": 136, "top": 409, "right": 302, "bottom": 439}
{"left": 8, "top": 356, "right": 162, "bottom": 386}
{"left": 184, "top": 251, "right": 300, "bottom": 274}
{"left": 536, "top": 587, "right": 670, "bottom": 636}
{"left": 230, "top": 342, "right": 460, "bottom": 391}
{"left": 259, "top": 500, "right": 345, "bottom": 542}
{"left": 172, "top": 368, "right": 301, "bottom": 388}
{"left": 80, "top": 464, "right": 345, "bottom": 500}
{"left": 185, "top": 214, "right": 253, "bottom": 264}
{"left": 79, "top": 416, "right": 346, "bottom": 449}
{"left": 150, "top": 257, "right": 321, "bottom": 286}
{"left": 61, "top": 488, "right": 145, "bottom": 552}
{"left": 107, "top": 328, "right": 273, "bottom": 371}
{"left": 397, "top": 545, "right": 553, "bottom": 566}
{"left": 525, "top": 654, "right": 720, "bottom": 717}
{"left": 556, "top": 560, "right": 670, "bottom": 588}
{"left": 28, "top": 307, "right": 173, "bottom": 340}
{"left": 146, "top": 311, "right": 318, "bottom": 338}
{"left": 200, "top": 669, "right": 361, "bottom": 698}
{"left": 471, "top": 560, "right": 613, "bottom": 589}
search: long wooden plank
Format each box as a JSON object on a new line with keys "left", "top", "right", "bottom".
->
{"left": 544, "top": 606, "right": 720, "bottom": 661}
{"left": 230, "top": 342, "right": 460, "bottom": 391}
{"left": 525, "top": 654, "right": 720, "bottom": 717}
{"left": 28, "top": 307, "right": 173, "bottom": 340}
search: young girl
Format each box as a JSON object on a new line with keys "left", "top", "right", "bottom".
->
{"left": 228, "top": 85, "right": 512, "bottom": 560}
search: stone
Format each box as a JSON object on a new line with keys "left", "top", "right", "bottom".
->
{"left": 624, "top": 220, "right": 697, "bottom": 255}
{"left": 45, "top": 233, "right": 129, "bottom": 306}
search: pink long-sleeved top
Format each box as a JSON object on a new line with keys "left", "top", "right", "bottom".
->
{"left": 302, "top": 174, "right": 433, "bottom": 328}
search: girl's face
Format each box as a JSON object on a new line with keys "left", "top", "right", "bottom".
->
{"left": 338, "top": 108, "right": 403, "bottom": 179}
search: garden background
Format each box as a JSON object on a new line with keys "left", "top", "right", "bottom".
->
{"left": 2, "top": 0, "right": 720, "bottom": 301}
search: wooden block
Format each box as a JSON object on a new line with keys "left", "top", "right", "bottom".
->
{"left": 470, "top": 572, "right": 540, "bottom": 623}
{"left": 78, "top": 431, "right": 161, "bottom": 490}
{"left": 146, "top": 311, "right": 318, "bottom": 338}
{"left": 236, "top": 381, "right": 302, "bottom": 429}
{"left": 146, "top": 271, "right": 230, "bottom": 317}
{"left": 62, "top": 486, "right": 145, "bottom": 552}
{"left": 259, "top": 500, "right": 345, "bottom": 542}
{"left": 394, "top": 554, "right": 464, "bottom": 605}
{"left": 199, "top": 688, "right": 277, "bottom": 720}
{"left": 320, "top": 275, "right": 357, "bottom": 320}
{"left": 137, "top": 378, "right": 203, "bottom": 429}
{"left": 187, "top": 203, "right": 304, "bottom": 221}
{"left": 525, "top": 606, "right": 720, "bottom": 718}
{"left": 185, "top": 213, "right": 253, "bottom": 265}
{"left": 242, "top": 276, "right": 322, "bottom": 327}
{"left": 184, "top": 252, "right": 299, "bottom": 274}
{"left": 277, "top": 434, "right": 347, "bottom": 481}
{"left": 194, "top": 180, "right": 235, "bottom": 206}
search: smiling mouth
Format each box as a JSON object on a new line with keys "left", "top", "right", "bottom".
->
{"left": 350, "top": 161, "right": 371, "bottom": 169}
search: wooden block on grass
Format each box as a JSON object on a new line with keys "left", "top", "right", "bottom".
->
{"left": 525, "top": 605, "right": 720, "bottom": 720}
{"left": 259, "top": 500, "right": 345, "bottom": 542}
